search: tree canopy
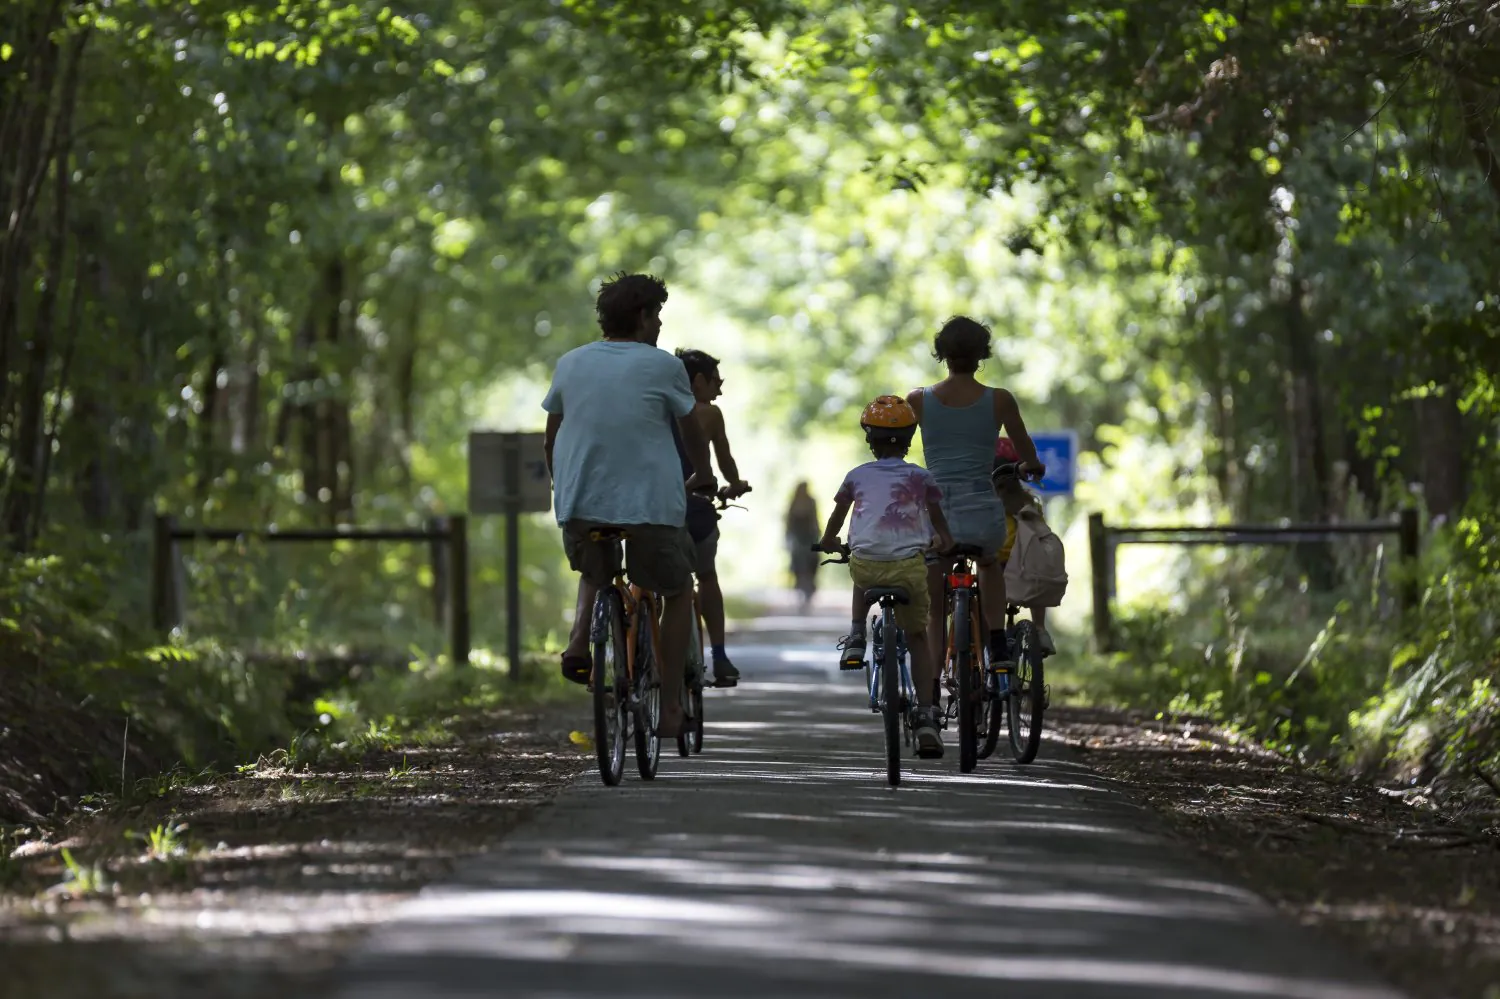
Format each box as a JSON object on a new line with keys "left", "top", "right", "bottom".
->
{"left": 4, "top": 0, "right": 1499, "bottom": 795}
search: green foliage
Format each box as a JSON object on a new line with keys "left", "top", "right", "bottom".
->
{"left": 308, "top": 648, "right": 573, "bottom": 759}
{"left": 131, "top": 820, "right": 189, "bottom": 861}
{"left": 6, "top": 0, "right": 1500, "bottom": 812}
{"left": 1085, "top": 542, "right": 1397, "bottom": 759}
{"left": 1082, "top": 502, "right": 1500, "bottom": 795}
{"left": 0, "top": 827, "right": 23, "bottom": 889}
{"left": 54, "top": 848, "right": 112, "bottom": 897}
{"left": 1348, "top": 510, "right": 1500, "bottom": 784}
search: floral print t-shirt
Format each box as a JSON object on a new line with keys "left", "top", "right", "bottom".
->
{"left": 835, "top": 457, "right": 943, "bottom": 561}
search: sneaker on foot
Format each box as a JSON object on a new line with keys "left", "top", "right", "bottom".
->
{"left": 1036, "top": 626, "right": 1057, "bottom": 657}
{"left": 837, "top": 634, "right": 867, "bottom": 671}
{"left": 912, "top": 706, "right": 944, "bottom": 758}
{"left": 711, "top": 656, "right": 740, "bottom": 688}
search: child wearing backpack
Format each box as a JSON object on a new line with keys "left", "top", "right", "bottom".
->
{"left": 991, "top": 437, "right": 1066, "bottom": 655}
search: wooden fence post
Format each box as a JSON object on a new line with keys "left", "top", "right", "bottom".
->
{"left": 449, "top": 514, "right": 470, "bottom": 665}
{"left": 1398, "top": 506, "right": 1420, "bottom": 614}
{"left": 1088, "top": 512, "right": 1113, "bottom": 653}
{"left": 427, "top": 515, "right": 449, "bottom": 629}
{"left": 150, "top": 513, "right": 177, "bottom": 635}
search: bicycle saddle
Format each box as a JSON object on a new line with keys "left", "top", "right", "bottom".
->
{"left": 863, "top": 586, "right": 911, "bottom": 606}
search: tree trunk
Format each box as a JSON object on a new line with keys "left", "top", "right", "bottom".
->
{"left": 1457, "top": 79, "right": 1500, "bottom": 205}
{"left": 1414, "top": 389, "right": 1467, "bottom": 521}
{"left": 0, "top": 7, "right": 67, "bottom": 449}
{"left": 1284, "top": 277, "right": 1330, "bottom": 521}
{"left": 393, "top": 287, "right": 421, "bottom": 488}
{"left": 32, "top": 249, "right": 84, "bottom": 534}
{"left": 3, "top": 28, "right": 84, "bottom": 551}
{"left": 1283, "top": 275, "right": 1335, "bottom": 586}
{"left": 195, "top": 346, "right": 226, "bottom": 500}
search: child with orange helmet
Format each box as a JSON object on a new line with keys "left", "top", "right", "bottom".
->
{"left": 818, "top": 395, "right": 956, "bottom": 758}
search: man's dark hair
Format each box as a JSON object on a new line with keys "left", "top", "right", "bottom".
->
{"left": 932, "top": 315, "right": 993, "bottom": 374}
{"left": 675, "top": 347, "right": 721, "bottom": 384}
{"left": 595, "top": 272, "right": 668, "bottom": 340}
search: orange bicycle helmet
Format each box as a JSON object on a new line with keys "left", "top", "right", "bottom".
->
{"left": 860, "top": 394, "right": 917, "bottom": 444}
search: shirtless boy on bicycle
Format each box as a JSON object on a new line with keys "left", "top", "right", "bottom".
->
{"left": 672, "top": 347, "right": 751, "bottom": 688}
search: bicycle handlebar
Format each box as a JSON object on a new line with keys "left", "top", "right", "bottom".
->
{"left": 810, "top": 542, "right": 851, "bottom": 565}
{"left": 691, "top": 483, "right": 752, "bottom": 509}
{"left": 991, "top": 461, "right": 1045, "bottom": 486}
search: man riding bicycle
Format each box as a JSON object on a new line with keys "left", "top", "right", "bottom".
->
{"left": 542, "top": 272, "right": 716, "bottom": 738}
{"left": 672, "top": 347, "right": 750, "bottom": 688}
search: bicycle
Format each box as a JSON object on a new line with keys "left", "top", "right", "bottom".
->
{"left": 983, "top": 601, "right": 1048, "bottom": 764}
{"left": 935, "top": 542, "right": 991, "bottom": 774}
{"left": 587, "top": 526, "right": 663, "bottom": 786}
{"left": 979, "top": 459, "right": 1050, "bottom": 764}
{"left": 677, "top": 484, "right": 751, "bottom": 758}
{"left": 813, "top": 542, "right": 915, "bottom": 787}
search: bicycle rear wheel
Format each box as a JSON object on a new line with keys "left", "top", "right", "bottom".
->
{"left": 688, "top": 686, "right": 704, "bottom": 754}
{"left": 1007, "top": 620, "right": 1046, "bottom": 764}
{"left": 633, "top": 604, "right": 662, "bottom": 780}
{"left": 678, "top": 609, "right": 705, "bottom": 757}
{"left": 881, "top": 603, "right": 901, "bottom": 787}
{"left": 591, "top": 589, "right": 628, "bottom": 787}
{"left": 953, "top": 589, "right": 978, "bottom": 773}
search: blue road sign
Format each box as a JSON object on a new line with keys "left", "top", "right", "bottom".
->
{"left": 1029, "top": 430, "right": 1078, "bottom": 498}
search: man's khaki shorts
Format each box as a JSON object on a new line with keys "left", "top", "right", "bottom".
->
{"left": 563, "top": 520, "right": 695, "bottom": 597}
{"left": 849, "top": 553, "right": 931, "bottom": 635}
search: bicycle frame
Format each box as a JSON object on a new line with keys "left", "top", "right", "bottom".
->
{"left": 618, "top": 579, "right": 661, "bottom": 688}
{"left": 589, "top": 532, "right": 664, "bottom": 690}
{"left": 939, "top": 557, "right": 988, "bottom": 707}
{"left": 867, "top": 611, "right": 915, "bottom": 714}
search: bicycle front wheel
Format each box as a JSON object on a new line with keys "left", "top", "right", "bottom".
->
{"left": 1007, "top": 620, "right": 1046, "bottom": 764}
{"left": 881, "top": 604, "right": 901, "bottom": 787}
{"left": 591, "top": 589, "right": 628, "bottom": 787}
{"left": 979, "top": 674, "right": 1004, "bottom": 760}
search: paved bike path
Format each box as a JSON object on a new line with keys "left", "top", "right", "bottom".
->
{"left": 332, "top": 624, "right": 1407, "bottom": 999}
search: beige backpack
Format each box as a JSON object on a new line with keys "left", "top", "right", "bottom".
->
{"left": 1004, "top": 506, "right": 1069, "bottom": 607}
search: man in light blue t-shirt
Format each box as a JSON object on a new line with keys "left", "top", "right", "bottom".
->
{"left": 542, "top": 272, "right": 715, "bottom": 738}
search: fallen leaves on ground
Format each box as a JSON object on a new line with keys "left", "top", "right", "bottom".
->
{"left": 1049, "top": 705, "right": 1500, "bottom": 999}
{"left": 0, "top": 699, "right": 591, "bottom": 999}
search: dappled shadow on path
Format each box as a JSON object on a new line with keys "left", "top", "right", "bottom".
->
{"left": 335, "top": 677, "right": 1406, "bottom": 999}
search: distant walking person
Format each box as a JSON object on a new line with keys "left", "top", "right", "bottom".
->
{"left": 785, "top": 482, "right": 821, "bottom": 612}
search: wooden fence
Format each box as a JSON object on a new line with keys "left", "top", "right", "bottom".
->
{"left": 150, "top": 514, "right": 470, "bottom": 665}
{"left": 1087, "top": 509, "right": 1420, "bottom": 652}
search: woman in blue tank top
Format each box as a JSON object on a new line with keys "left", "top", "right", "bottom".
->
{"left": 907, "top": 316, "right": 1044, "bottom": 667}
